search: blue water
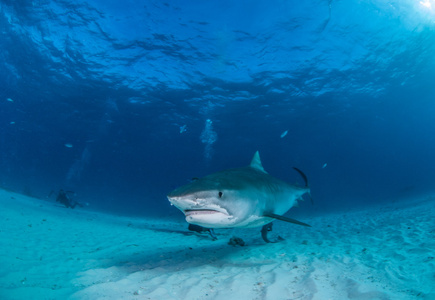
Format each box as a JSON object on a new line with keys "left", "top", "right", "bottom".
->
{"left": 1, "top": 0, "right": 435, "bottom": 217}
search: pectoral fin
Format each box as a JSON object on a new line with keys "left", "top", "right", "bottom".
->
{"left": 264, "top": 213, "right": 311, "bottom": 227}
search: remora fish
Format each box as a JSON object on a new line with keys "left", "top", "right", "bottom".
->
{"left": 167, "top": 151, "right": 311, "bottom": 230}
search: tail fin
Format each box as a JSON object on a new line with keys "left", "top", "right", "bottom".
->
{"left": 293, "top": 167, "right": 313, "bottom": 205}
{"left": 292, "top": 167, "right": 308, "bottom": 187}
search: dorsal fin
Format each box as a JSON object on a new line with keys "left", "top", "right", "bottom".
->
{"left": 250, "top": 151, "right": 267, "bottom": 173}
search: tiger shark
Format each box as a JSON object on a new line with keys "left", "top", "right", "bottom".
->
{"left": 167, "top": 151, "right": 311, "bottom": 241}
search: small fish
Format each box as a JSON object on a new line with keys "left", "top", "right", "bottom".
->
{"left": 280, "top": 130, "right": 288, "bottom": 138}
{"left": 10, "top": 121, "right": 15, "bottom": 125}
{"left": 180, "top": 124, "right": 187, "bottom": 133}
{"left": 7, "top": 98, "right": 13, "bottom": 102}
{"left": 64, "top": 143, "right": 73, "bottom": 148}
{"left": 322, "top": 163, "right": 327, "bottom": 169}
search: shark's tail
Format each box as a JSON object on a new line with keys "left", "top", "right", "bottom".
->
{"left": 292, "top": 167, "right": 308, "bottom": 187}
{"left": 292, "top": 167, "right": 313, "bottom": 205}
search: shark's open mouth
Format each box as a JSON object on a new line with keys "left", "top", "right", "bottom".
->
{"left": 184, "top": 209, "right": 223, "bottom": 217}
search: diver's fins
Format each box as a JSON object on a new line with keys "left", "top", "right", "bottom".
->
{"left": 264, "top": 213, "right": 311, "bottom": 227}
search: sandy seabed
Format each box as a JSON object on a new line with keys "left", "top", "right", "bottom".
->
{"left": 0, "top": 188, "right": 434, "bottom": 300}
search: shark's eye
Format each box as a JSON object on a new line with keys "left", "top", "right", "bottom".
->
{"left": 218, "top": 192, "right": 223, "bottom": 198}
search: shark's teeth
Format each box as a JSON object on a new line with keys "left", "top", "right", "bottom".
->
{"left": 184, "top": 209, "right": 222, "bottom": 217}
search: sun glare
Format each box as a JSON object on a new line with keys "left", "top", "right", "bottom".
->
{"left": 420, "top": 0, "right": 433, "bottom": 10}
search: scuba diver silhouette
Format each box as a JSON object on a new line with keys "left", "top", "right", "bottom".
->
{"left": 55, "top": 190, "right": 84, "bottom": 209}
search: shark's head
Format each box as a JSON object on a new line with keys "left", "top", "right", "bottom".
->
{"left": 167, "top": 173, "right": 260, "bottom": 228}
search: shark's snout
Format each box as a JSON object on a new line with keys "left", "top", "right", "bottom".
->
{"left": 167, "top": 194, "right": 233, "bottom": 228}
{"left": 167, "top": 195, "right": 200, "bottom": 210}
{"left": 167, "top": 195, "right": 228, "bottom": 215}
